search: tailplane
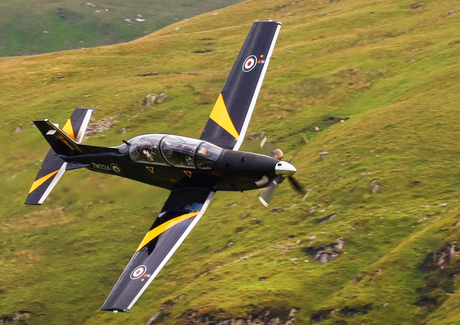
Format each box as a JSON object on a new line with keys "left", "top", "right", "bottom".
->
{"left": 25, "top": 149, "right": 78, "bottom": 205}
{"left": 25, "top": 108, "right": 116, "bottom": 205}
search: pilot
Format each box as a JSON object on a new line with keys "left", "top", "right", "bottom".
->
{"left": 142, "top": 149, "right": 154, "bottom": 162}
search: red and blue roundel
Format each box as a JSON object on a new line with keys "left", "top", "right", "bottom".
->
{"left": 130, "top": 265, "right": 147, "bottom": 280}
{"left": 242, "top": 55, "right": 257, "bottom": 72}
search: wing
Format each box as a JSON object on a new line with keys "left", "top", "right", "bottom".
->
{"left": 101, "top": 188, "right": 215, "bottom": 312}
{"left": 200, "top": 21, "right": 282, "bottom": 150}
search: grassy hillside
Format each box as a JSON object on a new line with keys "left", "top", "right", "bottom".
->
{"left": 0, "top": 0, "right": 243, "bottom": 57}
{"left": 1, "top": 0, "right": 460, "bottom": 324}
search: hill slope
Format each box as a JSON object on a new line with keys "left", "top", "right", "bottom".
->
{"left": 1, "top": 0, "right": 460, "bottom": 324}
{"left": 0, "top": 0, "right": 243, "bottom": 57}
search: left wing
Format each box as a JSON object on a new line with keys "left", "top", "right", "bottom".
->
{"left": 200, "top": 21, "right": 282, "bottom": 151}
{"left": 101, "top": 188, "right": 215, "bottom": 312}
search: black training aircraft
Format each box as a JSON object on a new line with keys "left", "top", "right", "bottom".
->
{"left": 25, "top": 21, "right": 300, "bottom": 312}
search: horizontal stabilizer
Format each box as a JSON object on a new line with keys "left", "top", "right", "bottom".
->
{"left": 24, "top": 149, "right": 88, "bottom": 205}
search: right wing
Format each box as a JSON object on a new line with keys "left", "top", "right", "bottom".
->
{"left": 200, "top": 21, "right": 282, "bottom": 151}
{"left": 101, "top": 188, "right": 215, "bottom": 312}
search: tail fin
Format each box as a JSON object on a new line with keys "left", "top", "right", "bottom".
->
{"left": 25, "top": 108, "right": 112, "bottom": 205}
{"left": 33, "top": 109, "right": 118, "bottom": 155}
{"left": 62, "top": 108, "right": 93, "bottom": 144}
{"left": 33, "top": 108, "right": 92, "bottom": 155}
{"left": 34, "top": 119, "right": 83, "bottom": 156}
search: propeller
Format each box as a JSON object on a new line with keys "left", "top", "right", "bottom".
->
{"left": 260, "top": 136, "right": 284, "bottom": 159}
{"left": 258, "top": 135, "right": 308, "bottom": 206}
{"left": 259, "top": 175, "right": 283, "bottom": 207}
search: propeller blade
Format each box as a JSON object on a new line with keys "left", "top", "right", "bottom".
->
{"left": 288, "top": 176, "right": 305, "bottom": 194}
{"left": 260, "top": 136, "right": 283, "bottom": 159}
{"left": 259, "top": 175, "right": 284, "bottom": 207}
{"left": 260, "top": 136, "right": 274, "bottom": 155}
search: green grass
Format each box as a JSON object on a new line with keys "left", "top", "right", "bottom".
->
{"left": 1, "top": 0, "right": 460, "bottom": 324}
{"left": 0, "top": 0, "right": 244, "bottom": 57}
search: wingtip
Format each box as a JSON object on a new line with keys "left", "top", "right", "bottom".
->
{"left": 100, "top": 307, "right": 130, "bottom": 313}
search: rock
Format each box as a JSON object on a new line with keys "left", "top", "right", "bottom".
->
{"left": 14, "top": 125, "right": 23, "bottom": 133}
{"left": 156, "top": 92, "right": 167, "bottom": 104}
{"left": 1, "top": 311, "right": 32, "bottom": 323}
{"left": 336, "top": 237, "right": 346, "bottom": 249}
{"left": 146, "top": 312, "right": 161, "bottom": 325}
{"left": 371, "top": 184, "right": 380, "bottom": 194}
{"left": 411, "top": 2, "right": 424, "bottom": 9}
{"left": 319, "top": 213, "right": 337, "bottom": 224}
{"left": 306, "top": 238, "right": 346, "bottom": 263}
{"left": 288, "top": 308, "right": 299, "bottom": 318}
{"left": 448, "top": 10, "right": 454, "bottom": 16}
{"left": 85, "top": 116, "right": 116, "bottom": 138}
{"left": 317, "top": 152, "right": 329, "bottom": 162}
{"left": 117, "top": 127, "right": 127, "bottom": 134}
{"left": 144, "top": 94, "right": 156, "bottom": 106}
{"left": 144, "top": 92, "right": 167, "bottom": 106}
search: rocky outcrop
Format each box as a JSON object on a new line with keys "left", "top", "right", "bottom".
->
{"left": 148, "top": 307, "right": 299, "bottom": 325}
{"left": 303, "top": 237, "right": 346, "bottom": 263}
{"left": 144, "top": 93, "right": 167, "bottom": 106}
{"left": 1, "top": 311, "right": 32, "bottom": 324}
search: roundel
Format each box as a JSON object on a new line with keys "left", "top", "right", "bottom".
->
{"left": 130, "top": 265, "right": 147, "bottom": 280}
{"left": 110, "top": 163, "right": 122, "bottom": 174}
{"left": 242, "top": 55, "right": 257, "bottom": 72}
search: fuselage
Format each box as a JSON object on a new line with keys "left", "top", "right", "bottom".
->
{"left": 60, "top": 134, "right": 296, "bottom": 192}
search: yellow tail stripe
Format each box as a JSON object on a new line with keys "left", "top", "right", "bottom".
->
{"left": 136, "top": 211, "right": 199, "bottom": 252}
{"left": 62, "top": 118, "right": 76, "bottom": 141}
{"left": 209, "top": 94, "right": 240, "bottom": 139}
{"left": 28, "top": 170, "right": 59, "bottom": 194}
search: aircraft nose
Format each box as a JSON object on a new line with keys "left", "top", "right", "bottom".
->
{"left": 275, "top": 161, "right": 297, "bottom": 177}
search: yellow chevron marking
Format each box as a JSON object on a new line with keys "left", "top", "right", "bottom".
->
{"left": 62, "top": 118, "right": 76, "bottom": 141}
{"left": 28, "top": 170, "right": 59, "bottom": 194}
{"left": 209, "top": 94, "right": 240, "bottom": 139}
{"left": 136, "top": 211, "right": 199, "bottom": 252}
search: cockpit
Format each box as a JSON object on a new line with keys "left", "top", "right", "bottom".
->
{"left": 128, "top": 134, "right": 223, "bottom": 170}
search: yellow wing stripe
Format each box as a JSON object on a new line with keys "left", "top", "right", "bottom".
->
{"left": 209, "top": 94, "right": 240, "bottom": 140}
{"left": 62, "top": 118, "right": 76, "bottom": 141}
{"left": 136, "top": 211, "right": 199, "bottom": 252}
{"left": 28, "top": 170, "right": 59, "bottom": 194}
